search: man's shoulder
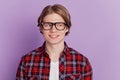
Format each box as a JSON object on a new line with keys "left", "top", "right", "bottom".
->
{"left": 22, "top": 46, "right": 43, "bottom": 59}
{"left": 68, "top": 47, "right": 82, "bottom": 55}
{"left": 68, "top": 47, "right": 88, "bottom": 60}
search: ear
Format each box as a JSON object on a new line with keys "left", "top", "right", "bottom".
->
{"left": 65, "top": 27, "right": 69, "bottom": 33}
{"left": 39, "top": 27, "right": 43, "bottom": 34}
{"left": 65, "top": 27, "right": 70, "bottom": 36}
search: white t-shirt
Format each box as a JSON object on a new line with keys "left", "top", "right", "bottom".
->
{"left": 49, "top": 61, "right": 59, "bottom": 80}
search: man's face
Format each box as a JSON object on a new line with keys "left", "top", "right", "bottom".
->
{"left": 41, "top": 13, "right": 68, "bottom": 45}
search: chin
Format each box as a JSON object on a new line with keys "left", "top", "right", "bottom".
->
{"left": 47, "top": 41, "right": 59, "bottom": 45}
{"left": 46, "top": 39, "right": 64, "bottom": 45}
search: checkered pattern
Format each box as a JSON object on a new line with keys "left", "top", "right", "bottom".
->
{"left": 16, "top": 42, "right": 92, "bottom": 80}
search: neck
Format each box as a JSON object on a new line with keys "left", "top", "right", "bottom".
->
{"left": 45, "top": 41, "right": 64, "bottom": 55}
{"left": 46, "top": 42, "right": 65, "bottom": 62}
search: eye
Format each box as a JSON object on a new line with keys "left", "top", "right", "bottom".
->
{"left": 48, "top": 23, "right": 53, "bottom": 26}
{"left": 57, "top": 23, "right": 65, "bottom": 27}
{"left": 43, "top": 23, "right": 51, "bottom": 27}
{"left": 58, "top": 23, "right": 62, "bottom": 26}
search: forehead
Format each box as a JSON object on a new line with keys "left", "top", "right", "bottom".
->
{"left": 43, "top": 13, "right": 64, "bottom": 22}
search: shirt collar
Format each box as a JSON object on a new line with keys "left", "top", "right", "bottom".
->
{"left": 38, "top": 41, "right": 71, "bottom": 56}
{"left": 63, "top": 42, "right": 71, "bottom": 56}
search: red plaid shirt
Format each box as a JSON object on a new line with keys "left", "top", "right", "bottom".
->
{"left": 16, "top": 42, "right": 92, "bottom": 80}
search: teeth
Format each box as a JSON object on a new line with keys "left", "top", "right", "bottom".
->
{"left": 49, "top": 35, "right": 58, "bottom": 38}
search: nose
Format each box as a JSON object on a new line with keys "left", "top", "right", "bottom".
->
{"left": 50, "top": 25, "right": 57, "bottom": 32}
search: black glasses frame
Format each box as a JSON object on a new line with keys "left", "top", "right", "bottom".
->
{"left": 41, "top": 22, "right": 67, "bottom": 31}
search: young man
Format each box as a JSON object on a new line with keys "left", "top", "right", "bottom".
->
{"left": 16, "top": 4, "right": 92, "bottom": 80}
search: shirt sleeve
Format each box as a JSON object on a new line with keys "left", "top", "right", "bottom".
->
{"left": 16, "top": 56, "right": 26, "bottom": 80}
{"left": 82, "top": 57, "right": 93, "bottom": 80}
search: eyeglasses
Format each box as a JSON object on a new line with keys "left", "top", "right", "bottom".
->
{"left": 41, "top": 22, "right": 67, "bottom": 31}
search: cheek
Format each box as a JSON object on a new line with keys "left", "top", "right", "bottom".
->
{"left": 42, "top": 34, "right": 48, "bottom": 40}
{"left": 42, "top": 32, "right": 48, "bottom": 37}
{"left": 60, "top": 31, "right": 67, "bottom": 36}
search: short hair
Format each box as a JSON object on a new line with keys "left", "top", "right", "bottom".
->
{"left": 37, "top": 4, "right": 71, "bottom": 35}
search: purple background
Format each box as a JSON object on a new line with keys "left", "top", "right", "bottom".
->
{"left": 0, "top": 0, "right": 120, "bottom": 80}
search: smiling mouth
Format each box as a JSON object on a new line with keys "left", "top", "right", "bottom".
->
{"left": 49, "top": 35, "right": 59, "bottom": 39}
